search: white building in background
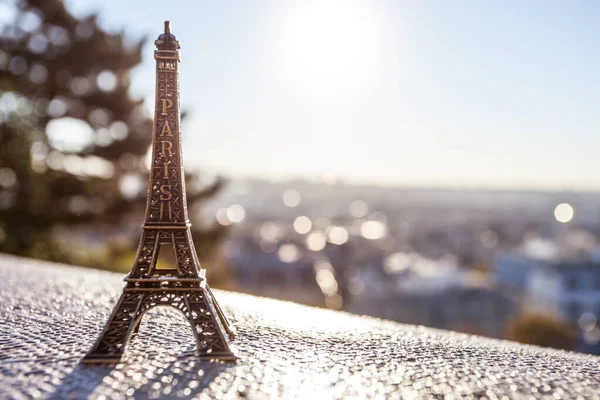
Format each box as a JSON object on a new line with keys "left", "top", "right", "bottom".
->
{"left": 494, "top": 231, "right": 596, "bottom": 290}
{"left": 493, "top": 232, "right": 600, "bottom": 352}
{"left": 348, "top": 252, "right": 516, "bottom": 338}
{"left": 527, "top": 258, "right": 600, "bottom": 353}
{"left": 493, "top": 253, "right": 537, "bottom": 290}
{"left": 528, "top": 259, "right": 600, "bottom": 321}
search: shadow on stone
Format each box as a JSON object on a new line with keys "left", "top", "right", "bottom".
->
{"left": 47, "top": 362, "right": 113, "bottom": 400}
{"left": 48, "top": 355, "right": 235, "bottom": 399}
{"left": 48, "top": 307, "right": 236, "bottom": 399}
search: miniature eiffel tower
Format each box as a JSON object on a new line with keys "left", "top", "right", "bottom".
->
{"left": 83, "top": 22, "right": 236, "bottom": 363}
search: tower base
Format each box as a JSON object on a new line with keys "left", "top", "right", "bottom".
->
{"left": 83, "top": 282, "right": 236, "bottom": 364}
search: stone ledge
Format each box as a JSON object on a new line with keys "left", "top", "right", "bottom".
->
{"left": 0, "top": 254, "right": 599, "bottom": 399}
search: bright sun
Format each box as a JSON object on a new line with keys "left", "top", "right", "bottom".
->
{"left": 279, "top": 0, "right": 382, "bottom": 102}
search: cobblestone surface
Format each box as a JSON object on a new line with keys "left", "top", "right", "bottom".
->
{"left": 1, "top": 255, "right": 599, "bottom": 399}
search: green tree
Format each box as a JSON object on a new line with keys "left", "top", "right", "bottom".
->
{"left": 506, "top": 313, "right": 576, "bottom": 351}
{"left": 0, "top": 0, "right": 229, "bottom": 285}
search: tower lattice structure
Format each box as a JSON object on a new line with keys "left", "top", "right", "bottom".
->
{"left": 83, "top": 22, "right": 236, "bottom": 363}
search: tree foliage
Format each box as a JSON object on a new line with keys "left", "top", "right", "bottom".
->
{"left": 0, "top": 0, "right": 228, "bottom": 284}
{"left": 507, "top": 313, "right": 576, "bottom": 351}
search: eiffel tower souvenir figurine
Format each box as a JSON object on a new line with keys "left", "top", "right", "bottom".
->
{"left": 83, "top": 21, "right": 236, "bottom": 363}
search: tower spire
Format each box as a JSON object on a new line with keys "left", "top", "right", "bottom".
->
{"left": 83, "top": 22, "right": 236, "bottom": 364}
{"left": 155, "top": 20, "right": 179, "bottom": 50}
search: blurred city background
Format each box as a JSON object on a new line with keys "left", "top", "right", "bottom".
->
{"left": 1, "top": 0, "right": 600, "bottom": 354}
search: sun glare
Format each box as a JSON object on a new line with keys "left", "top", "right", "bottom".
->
{"left": 279, "top": 0, "right": 382, "bottom": 102}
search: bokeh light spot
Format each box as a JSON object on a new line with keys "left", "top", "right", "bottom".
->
{"left": 278, "top": 244, "right": 300, "bottom": 263}
{"left": 293, "top": 216, "right": 312, "bottom": 234}
{"left": 360, "top": 220, "right": 387, "bottom": 240}
{"left": 306, "top": 231, "right": 326, "bottom": 251}
{"left": 216, "top": 208, "right": 231, "bottom": 226}
{"left": 97, "top": 70, "right": 117, "bottom": 92}
{"left": 554, "top": 203, "right": 574, "bottom": 223}
{"left": 349, "top": 200, "right": 368, "bottom": 218}
{"left": 327, "top": 226, "right": 348, "bottom": 245}
{"left": 226, "top": 204, "right": 245, "bottom": 223}
{"left": 282, "top": 189, "right": 301, "bottom": 207}
{"left": 260, "top": 222, "right": 280, "bottom": 242}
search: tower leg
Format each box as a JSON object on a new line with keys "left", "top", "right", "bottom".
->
{"left": 132, "top": 320, "right": 141, "bottom": 335}
{"left": 206, "top": 285, "right": 235, "bottom": 339}
{"left": 83, "top": 292, "right": 143, "bottom": 364}
{"left": 184, "top": 289, "right": 237, "bottom": 360}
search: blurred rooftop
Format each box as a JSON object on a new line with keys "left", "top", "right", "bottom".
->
{"left": 1, "top": 254, "right": 600, "bottom": 399}
{"left": 521, "top": 232, "right": 597, "bottom": 260}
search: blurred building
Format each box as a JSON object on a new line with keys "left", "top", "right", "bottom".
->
{"left": 528, "top": 258, "right": 600, "bottom": 321}
{"left": 226, "top": 235, "right": 323, "bottom": 306}
{"left": 348, "top": 252, "right": 516, "bottom": 338}
{"left": 494, "top": 232, "right": 596, "bottom": 289}
{"left": 493, "top": 232, "right": 600, "bottom": 353}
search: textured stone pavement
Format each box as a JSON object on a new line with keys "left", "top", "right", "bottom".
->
{"left": 1, "top": 255, "right": 599, "bottom": 399}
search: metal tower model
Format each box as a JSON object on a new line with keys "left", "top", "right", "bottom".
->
{"left": 83, "top": 21, "right": 236, "bottom": 363}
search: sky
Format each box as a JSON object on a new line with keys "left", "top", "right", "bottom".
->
{"left": 65, "top": 0, "right": 600, "bottom": 190}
